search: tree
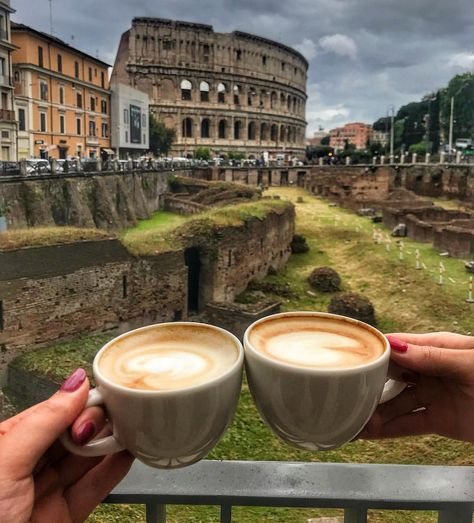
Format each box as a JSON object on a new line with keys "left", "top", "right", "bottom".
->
{"left": 195, "top": 147, "right": 211, "bottom": 160}
{"left": 149, "top": 115, "right": 176, "bottom": 156}
{"left": 320, "top": 135, "right": 330, "bottom": 146}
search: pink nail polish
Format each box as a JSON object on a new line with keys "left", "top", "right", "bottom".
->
{"left": 75, "top": 421, "right": 95, "bottom": 445}
{"left": 60, "top": 368, "right": 87, "bottom": 392}
{"left": 386, "top": 336, "right": 408, "bottom": 353}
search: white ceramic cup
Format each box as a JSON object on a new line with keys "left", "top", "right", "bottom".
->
{"left": 61, "top": 322, "right": 243, "bottom": 469}
{"left": 243, "top": 311, "right": 405, "bottom": 450}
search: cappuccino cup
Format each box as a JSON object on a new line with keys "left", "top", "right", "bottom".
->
{"left": 61, "top": 322, "right": 243, "bottom": 468}
{"left": 244, "top": 311, "right": 405, "bottom": 450}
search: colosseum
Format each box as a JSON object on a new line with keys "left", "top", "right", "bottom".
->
{"left": 111, "top": 17, "right": 308, "bottom": 159}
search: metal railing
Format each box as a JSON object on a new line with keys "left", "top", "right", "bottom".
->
{"left": 106, "top": 460, "right": 474, "bottom": 522}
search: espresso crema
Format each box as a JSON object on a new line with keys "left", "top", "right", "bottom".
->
{"left": 248, "top": 316, "right": 384, "bottom": 369}
{"left": 99, "top": 325, "right": 238, "bottom": 391}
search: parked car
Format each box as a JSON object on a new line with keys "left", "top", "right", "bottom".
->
{"left": 455, "top": 138, "right": 472, "bottom": 150}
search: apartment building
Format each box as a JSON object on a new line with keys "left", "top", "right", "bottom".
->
{"left": 11, "top": 22, "right": 112, "bottom": 159}
{"left": 329, "top": 122, "right": 372, "bottom": 151}
{"left": 0, "top": 0, "right": 17, "bottom": 161}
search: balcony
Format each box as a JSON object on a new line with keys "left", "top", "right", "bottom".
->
{"left": 0, "top": 109, "right": 15, "bottom": 122}
{"left": 86, "top": 135, "right": 99, "bottom": 146}
{"left": 107, "top": 460, "right": 474, "bottom": 522}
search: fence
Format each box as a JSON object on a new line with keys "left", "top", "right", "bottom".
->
{"left": 105, "top": 460, "right": 474, "bottom": 523}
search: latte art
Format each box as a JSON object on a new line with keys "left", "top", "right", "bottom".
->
{"left": 249, "top": 316, "right": 384, "bottom": 369}
{"left": 99, "top": 325, "right": 238, "bottom": 391}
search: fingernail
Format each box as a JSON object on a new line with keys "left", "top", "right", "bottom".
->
{"left": 60, "top": 368, "right": 87, "bottom": 392}
{"left": 386, "top": 335, "right": 408, "bottom": 353}
{"left": 401, "top": 372, "right": 419, "bottom": 385}
{"left": 75, "top": 421, "right": 96, "bottom": 445}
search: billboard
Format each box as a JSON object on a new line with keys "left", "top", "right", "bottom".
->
{"left": 130, "top": 104, "right": 142, "bottom": 144}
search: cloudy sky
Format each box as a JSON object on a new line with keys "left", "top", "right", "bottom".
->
{"left": 12, "top": 0, "right": 474, "bottom": 137}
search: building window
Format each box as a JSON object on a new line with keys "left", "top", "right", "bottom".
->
{"left": 217, "top": 83, "right": 226, "bottom": 103}
{"left": 201, "top": 118, "right": 210, "bottom": 138}
{"left": 182, "top": 117, "right": 193, "bottom": 138}
{"left": 40, "top": 81, "right": 48, "bottom": 101}
{"left": 163, "top": 39, "right": 172, "bottom": 51}
{"left": 101, "top": 99, "right": 107, "bottom": 114}
{"left": 59, "top": 114, "right": 65, "bottom": 134}
{"left": 58, "top": 85, "right": 65, "bottom": 105}
{"left": 125, "top": 130, "right": 129, "bottom": 142}
{"left": 181, "top": 79, "right": 192, "bottom": 101}
{"left": 200, "top": 81, "right": 210, "bottom": 102}
{"left": 123, "top": 108, "right": 129, "bottom": 124}
{"left": 57, "top": 54, "right": 62, "bottom": 72}
{"left": 74, "top": 61, "right": 79, "bottom": 79}
{"left": 76, "top": 117, "right": 81, "bottom": 135}
{"left": 18, "top": 108, "right": 26, "bottom": 131}
{"left": 88, "top": 67, "right": 92, "bottom": 82}
{"left": 142, "top": 114, "right": 147, "bottom": 128}
{"left": 101, "top": 122, "right": 108, "bottom": 138}
{"left": 262, "top": 55, "right": 267, "bottom": 66}
{"left": 90, "top": 96, "right": 95, "bottom": 112}
{"left": 40, "top": 112, "right": 47, "bottom": 132}
{"left": 218, "top": 119, "right": 227, "bottom": 139}
{"left": 76, "top": 92, "right": 82, "bottom": 108}
{"left": 38, "top": 46, "right": 44, "bottom": 67}
{"left": 0, "top": 57, "right": 5, "bottom": 77}
{"left": 236, "top": 49, "right": 242, "bottom": 60}
{"left": 89, "top": 120, "right": 96, "bottom": 136}
{"left": 101, "top": 71, "right": 105, "bottom": 88}
{"left": 234, "top": 120, "right": 241, "bottom": 140}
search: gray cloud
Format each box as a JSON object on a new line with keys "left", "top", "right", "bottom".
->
{"left": 13, "top": 0, "right": 474, "bottom": 135}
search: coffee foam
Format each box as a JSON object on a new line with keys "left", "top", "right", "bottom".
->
{"left": 249, "top": 316, "right": 384, "bottom": 369}
{"left": 99, "top": 325, "right": 238, "bottom": 391}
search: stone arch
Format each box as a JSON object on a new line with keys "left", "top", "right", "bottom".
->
{"left": 280, "top": 93, "right": 286, "bottom": 107}
{"left": 260, "top": 122, "right": 269, "bottom": 141}
{"left": 182, "top": 117, "right": 193, "bottom": 138}
{"left": 287, "top": 96, "right": 291, "bottom": 111}
{"left": 201, "top": 118, "right": 210, "bottom": 138}
{"left": 160, "top": 78, "right": 176, "bottom": 101}
{"left": 248, "top": 121, "right": 256, "bottom": 140}
{"left": 234, "top": 120, "right": 242, "bottom": 140}
{"left": 181, "top": 79, "right": 192, "bottom": 101}
{"left": 200, "top": 81, "right": 210, "bottom": 102}
{"left": 270, "top": 91, "right": 277, "bottom": 109}
{"left": 271, "top": 124, "right": 278, "bottom": 142}
{"left": 217, "top": 82, "right": 226, "bottom": 103}
{"left": 233, "top": 84, "right": 241, "bottom": 105}
{"left": 218, "top": 119, "right": 227, "bottom": 139}
{"left": 280, "top": 125, "right": 286, "bottom": 142}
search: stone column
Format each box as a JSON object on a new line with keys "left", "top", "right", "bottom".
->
{"left": 425, "top": 153, "right": 431, "bottom": 164}
{"left": 440, "top": 152, "right": 446, "bottom": 164}
{"left": 456, "top": 151, "right": 462, "bottom": 164}
{"left": 380, "top": 155, "right": 385, "bottom": 165}
{"left": 400, "top": 154, "right": 405, "bottom": 165}
{"left": 372, "top": 156, "right": 377, "bottom": 165}
{"left": 96, "top": 159, "right": 102, "bottom": 172}
{"left": 412, "top": 153, "right": 417, "bottom": 164}
{"left": 19, "top": 159, "right": 27, "bottom": 176}
{"left": 390, "top": 155, "right": 394, "bottom": 164}
{"left": 319, "top": 157, "right": 324, "bottom": 166}
{"left": 345, "top": 156, "right": 351, "bottom": 165}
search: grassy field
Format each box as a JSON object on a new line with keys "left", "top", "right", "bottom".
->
{"left": 13, "top": 188, "right": 473, "bottom": 523}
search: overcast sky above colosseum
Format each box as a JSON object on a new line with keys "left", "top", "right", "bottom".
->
{"left": 14, "top": 0, "right": 474, "bottom": 137}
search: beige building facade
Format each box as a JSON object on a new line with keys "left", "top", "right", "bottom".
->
{"left": 0, "top": 0, "right": 17, "bottom": 161}
{"left": 112, "top": 18, "right": 308, "bottom": 159}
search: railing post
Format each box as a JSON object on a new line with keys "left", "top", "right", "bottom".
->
{"left": 146, "top": 503, "right": 166, "bottom": 523}
{"left": 344, "top": 507, "right": 368, "bottom": 523}
{"left": 438, "top": 506, "right": 472, "bottom": 523}
{"left": 220, "top": 504, "right": 232, "bottom": 523}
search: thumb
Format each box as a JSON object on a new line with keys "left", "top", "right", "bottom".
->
{"left": 0, "top": 368, "right": 90, "bottom": 477}
{"left": 386, "top": 335, "right": 472, "bottom": 379}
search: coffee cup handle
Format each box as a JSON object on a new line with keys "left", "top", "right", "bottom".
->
{"left": 60, "top": 388, "right": 125, "bottom": 457}
{"left": 379, "top": 379, "right": 407, "bottom": 404}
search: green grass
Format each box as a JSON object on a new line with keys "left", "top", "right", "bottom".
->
{"left": 121, "top": 200, "right": 292, "bottom": 256}
{"left": 0, "top": 227, "right": 113, "bottom": 251}
{"left": 11, "top": 188, "right": 474, "bottom": 523}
